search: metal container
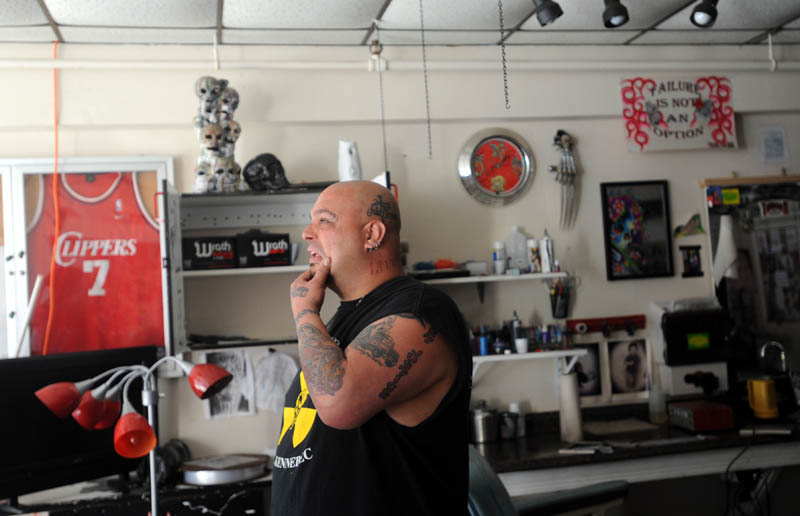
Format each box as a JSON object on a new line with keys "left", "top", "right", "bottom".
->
{"left": 470, "top": 400, "right": 498, "bottom": 443}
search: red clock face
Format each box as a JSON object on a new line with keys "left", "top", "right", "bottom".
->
{"left": 471, "top": 138, "right": 524, "bottom": 194}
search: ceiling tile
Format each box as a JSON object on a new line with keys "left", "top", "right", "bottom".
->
{"left": 44, "top": 0, "right": 218, "bottom": 28}
{"left": 377, "top": 30, "right": 503, "bottom": 45}
{"left": 507, "top": 30, "right": 635, "bottom": 45}
{"left": 1, "top": 0, "right": 49, "bottom": 26}
{"left": 224, "top": 0, "right": 384, "bottom": 29}
{"left": 632, "top": 30, "right": 764, "bottom": 45}
{"left": 658, "top": 0, "right": 800, "bottom": 30}
{"left": 380, "top": 0, "right": 534, "bottom": 31}
{"left": 0, "top": 26, "right": 56, "bottom": 42}
{"left": 223, "top": 29, "right": 367, "bottom": 45}
{"left": 59, "top": 26, "right": 218, "bottom": 44}
{"left": 519, "top": 0, "right": 690, "bottom": 31}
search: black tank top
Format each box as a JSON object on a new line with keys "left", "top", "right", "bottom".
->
{"left": 270, "top": 276, "right": 472, "bottom": 516}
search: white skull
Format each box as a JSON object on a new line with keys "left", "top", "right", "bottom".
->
{"left": 195, "top": 76, "right": 228, "bottom": 102}
{"left": 201, "top": 123, "right": 224, "bottom": 151}
{"left": 222, "top": 120, "right": 241, "bottom": 144}
{"left": 218, "top": 88, "right": 239, "bottom": 120}
{"left": 193, "top": 162, "right": 212, "bottom": 193}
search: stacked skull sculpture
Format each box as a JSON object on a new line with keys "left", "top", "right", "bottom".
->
{"left": 192, "top": 76, "right": 244, "bottom": 193}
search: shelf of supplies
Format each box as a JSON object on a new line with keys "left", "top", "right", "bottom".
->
{"left": 182, "top": 265, "right": 307, "bottom": 278}
{"left": 422, "top": 271, "right": 568, "bottom": 303}
{"left": 472, "top": 348, "right": 587, "bottom": 380}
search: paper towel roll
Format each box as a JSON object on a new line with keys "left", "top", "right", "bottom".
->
{"left": 338, "top": 140, "right": 362, "bottom": 182}
{"left": 712, "top": 214, "right": 739, "bottom": 287}
{"left": 559, "top": 372, "right": 583, "bottom": 443}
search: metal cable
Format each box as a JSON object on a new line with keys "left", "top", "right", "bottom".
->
{"left": 418, "top": 0, "right": 433, "bottom": 159}
{"left": 498, "top": 0, "right": 510, "bottom": 109}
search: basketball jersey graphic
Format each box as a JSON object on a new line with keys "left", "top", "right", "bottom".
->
{"left": 26, "top": 172, "right": 164, "bottom": 355}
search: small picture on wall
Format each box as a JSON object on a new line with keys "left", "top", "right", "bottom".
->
{"left": 608, "top": 339, "right": 649, "bottom": 394}
{"left": 574, "top": 343, "right": 601, "bottom": 396}
{"left": 600, "top": 181, "right": 674, "bottom": 281}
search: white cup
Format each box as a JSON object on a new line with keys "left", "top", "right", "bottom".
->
{"left": 514, "top": 337, "right": 528, "bottom": 354}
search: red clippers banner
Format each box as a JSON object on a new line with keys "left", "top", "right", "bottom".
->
{"left": 621, "top": 76, "right": 737, "bottom": 152}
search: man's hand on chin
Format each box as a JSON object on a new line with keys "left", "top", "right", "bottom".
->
{"left": 290, "top": 257, "right": 331, "bottom": 322}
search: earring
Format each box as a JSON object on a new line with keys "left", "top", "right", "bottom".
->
{"left": 368, "top": 241, "right": 381, "bottom": 253}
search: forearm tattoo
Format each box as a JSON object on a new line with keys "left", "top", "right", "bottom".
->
{"left": 379, "top": 349, "right": 423, "bottom": 400}
{"left": 350, "top": 317, "right": 401, "bottom": 367}
{"left": 294, "top": 309, "right": 320, "bottom": 325}
{"left": 291, "top": 285, "right": 308, "bottom": 298}
{"left": 366, "top": 194, "right": 399, "bottom": 229}
{"left": 297, "top": 324, "right": 345, "bottom": 395}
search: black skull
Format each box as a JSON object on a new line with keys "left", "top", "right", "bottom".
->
{"left": 243, "top": 153, "right": 290, "bottom": 191}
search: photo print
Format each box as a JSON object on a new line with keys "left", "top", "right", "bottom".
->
{"left": 203, "top": 349, "right": 255, "bottom": 419}
{"left": 573, "top": 343, "right": 601, "bottom": 397}
{"left": 608, "top": 339, "right": 649, "bottom": 394}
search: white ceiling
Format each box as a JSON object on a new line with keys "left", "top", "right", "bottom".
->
{"left": 1, "top": 0, "right": 799, "bottom": 47}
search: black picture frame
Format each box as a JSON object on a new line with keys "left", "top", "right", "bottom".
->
{"left": 600, "top": 180, "right": 674, "bottom": 281}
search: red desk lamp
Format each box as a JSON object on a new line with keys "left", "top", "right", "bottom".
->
{"left": 35, "top": 355, "right": 232, "bottom": 516}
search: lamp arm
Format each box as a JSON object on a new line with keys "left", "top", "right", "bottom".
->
{"left": 121, "top": 370, "right": 147, "bottom": 407}
{"left": 105, "top": 367, "right": 148, "bottom": 400}
{"left": 144, "top": 355, "right": 191, "bottom": 389}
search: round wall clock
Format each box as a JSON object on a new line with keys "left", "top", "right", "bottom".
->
{"left": 457, "top": 128, "right": 535, "bottom": 206}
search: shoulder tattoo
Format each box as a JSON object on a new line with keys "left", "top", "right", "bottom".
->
{"left": 297, "top": 324, "right": 345, "bottom": 395}
{"left": 379, "top": 349, "right": 423, "bottom": 400}
{"left": 350, "top": 316, "right": 402, "bottom": 367}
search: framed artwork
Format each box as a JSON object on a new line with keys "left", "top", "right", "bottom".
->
{"left": 600, "top": 180, "right": 674, "bottom": 281}
{"left": 457, "top": 128, "right": 535, "bottom": 206}
{"left": 572, "top": 334, "right": 650, "bottom": 407}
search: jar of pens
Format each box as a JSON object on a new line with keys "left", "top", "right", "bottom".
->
{"left": 548, "top": 278, "right": 570, "bottom": 319}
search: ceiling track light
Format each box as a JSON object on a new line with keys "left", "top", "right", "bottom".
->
{"left": 691, "top": 0, "right": 718, "bottom": 28}
{"left": 603, "top": 0, "right": 629, "bottom": 29}
{"left": 532, "top": 0, "right": 563, "bottom": 27}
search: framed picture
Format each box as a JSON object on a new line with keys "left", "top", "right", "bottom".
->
{"left": 600, "top": 180, "right": 674, "bottom": 281}
{"left": 573, "top": 342, "right": 601, "bottom": 398}
{"left": 607, "top": 338, "right": 650, "bottom": 401}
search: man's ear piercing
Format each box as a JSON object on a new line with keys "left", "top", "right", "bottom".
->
{"left": 368, "top": 241, "right": 382, "bottom": 253}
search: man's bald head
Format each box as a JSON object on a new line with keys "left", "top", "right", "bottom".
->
{"left": 322, "top": 181, "right": 401, "bottom": 237}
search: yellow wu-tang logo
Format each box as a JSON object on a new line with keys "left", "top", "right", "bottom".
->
{"left": 278, "top": 372, "right": 317, "bottom": 448}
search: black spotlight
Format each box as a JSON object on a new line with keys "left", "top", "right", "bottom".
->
{"left": 690, "top": 0, "right": 718, "bottom": 28}
{"left": 603, "top": 0, "right": 629, "bottom": 28}
{"left": 532, "top": 0, "right": 563, "bottom": 27}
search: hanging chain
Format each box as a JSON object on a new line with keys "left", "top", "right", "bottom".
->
{"left": 370, "top": 29, "right": 389, "bottom": 173}
{"left": 498, "top": 0, "right": 510, "bottom": 109}
{"left": 418, "top": 0, "right": 433, "bottom": 159}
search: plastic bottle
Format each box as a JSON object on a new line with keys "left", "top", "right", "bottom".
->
{"left": 527, "top": 238, "right": 540, "bottom": 273}
{"left": 492, "top": 241, "right": 506, "bottom": 275}
{"left": 504, "top": 226, "right": 528, "bottom": 272}
{"left": 540, "top": 230, "right": 553, "bottom": 273}
{"left": 511, "top": 310, "right": 522, "bottom": 339}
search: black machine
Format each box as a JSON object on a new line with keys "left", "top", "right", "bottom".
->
{"left": 0, "top": 346, "right": 158, "bottom": 507}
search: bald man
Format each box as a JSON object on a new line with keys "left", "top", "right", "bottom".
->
{"left": 271, "top": 181, "right": 472, "bottom": 516}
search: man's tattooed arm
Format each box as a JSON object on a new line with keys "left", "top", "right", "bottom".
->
{"left": 297, "top": 323, "right": 345, "bottom": 396}
{"left": 349, "top": 316, "right": 401, "bottom": 367}
{"left": 379, "top": 349, "right": 423, "bottom": 400}
{"left": 294, "top": 308, "right": 320, "bottom": 325}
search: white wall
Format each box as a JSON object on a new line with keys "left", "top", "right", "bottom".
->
{"left": 2, "top": 42, "right": 800, "bottom": 456}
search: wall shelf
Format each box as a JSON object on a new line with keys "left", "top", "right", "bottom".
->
{"left": 472, "top": 348, "right": 587, "bottom": 381}
{"left": 182, "top": 265, "right": 308, "bottom": 278}
{"left": 424, "top": 271, "right": 568, "bottom": 303}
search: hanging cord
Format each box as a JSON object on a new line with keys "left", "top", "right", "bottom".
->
{"left": 418, "top": 0, "right": 433, "bottom": 159}
{"left": 42, "top": 40, "right": 61, "bottom": 356}
{"left": 370, "top": 26, "right": 389, "bottom": 173}
{"left": 498, "top": 0, "right": 511, "bottom": 109}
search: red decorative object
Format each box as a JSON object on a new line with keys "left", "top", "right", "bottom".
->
{"left": 114, "top": 410, "right": 157, "bottom": 459}
{"left": 71, "top": 390, "right": 105, "bottom": 430}
{"left": 621, "top": 77, "right": 656, "bottom": 151}
{"left": 34, "top": 381, "right": 84, "bottom": 419}
{"left": 93, "top": 398, "right": 123, "bottom": 430}
{"left": 188, "top": 363, "right": 233, "bottom": 400}
{"left": 472, "top": 138, "right": 523, "bottom": 193}
{"left": 694, "top": 76, "right": 734, "bottom": 147}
